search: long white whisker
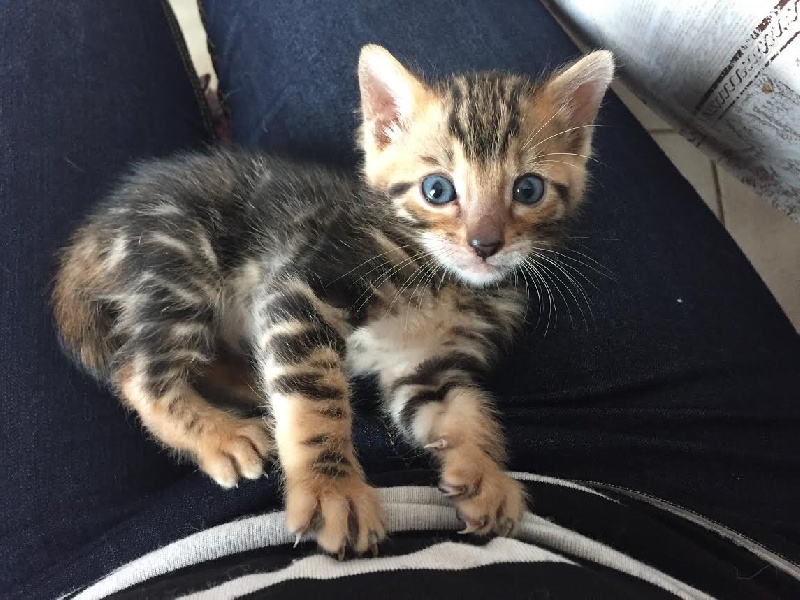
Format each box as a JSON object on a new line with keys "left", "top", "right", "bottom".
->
{"left": 525, "top": 263, "right": 546, "bottom": 333}
{"left": 383, "top": 251, "right": 447, "bottom": 321}
{"left": 532, "top": 256, "right": 572, "bottom": 328}
{"left": 522, "top": 102, "right": 571, "bottom": 151}
{"left": 522, "top": 259, "right": 553, "bottom": 337}
{"left": 537, "top": 151, "right": 612, "bottom": 170}
{"left": 516, "top": 263, "right": 535, "bottom": 324}
{"left": 559, "top": 245, "right": 616, "bottom": 274}
{"left": 527, "top": 124, "right": 606, "bottom": 152}
{"left": 535, "top": 159, "right": 586, "bottom": 170}
{"left": 533, "top": 245, "right": 616, "bottom": 282}
{"left": 414, "top": 252, "right": 450, "bottom": 311}
{"left": 528, "top": 260, "right": 552, "bottom": 337}
{"left": 330, "top": 242, "right": 416, "bottom": 284}
{"left": 350, "top": 247, "right": 442, "bottom": 315}
{"left": 562, "top": 235, "right": 619, "bottom": 241}
{"left": 542, "top": 253, "right": 603, "bottom": 294}
{"left": 533, "top": 252, "right": 592, "bottom": 329}
{"left": 398, "top": 259, "right": 438, "bottom": 317}
{"left": 351, "top": 244, "right": 426, "bottom": 287}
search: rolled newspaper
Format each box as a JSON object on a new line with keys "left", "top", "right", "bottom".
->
{"left": 545, "top": 0, "right": 800, "bottom": 223}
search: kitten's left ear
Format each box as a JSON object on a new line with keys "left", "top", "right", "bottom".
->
{"left": 546, "top": 50, "right": 615, "bottom": 127}
{"left": 358, "top": 44, "right": 429, "bottom": 152}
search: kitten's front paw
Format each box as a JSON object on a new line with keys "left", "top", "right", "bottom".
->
{"left": 195, "top": 417, "right": 273, "bottom": 488}
{"left": 438, "top": 447, "right": 527, "bottom": 537}
{"left": 286, "top": 475, "right": 386, "bottom": 558}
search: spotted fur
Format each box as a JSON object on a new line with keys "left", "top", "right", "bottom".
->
{"left": 52, "top": 45, "right": 614, "bottom": 557}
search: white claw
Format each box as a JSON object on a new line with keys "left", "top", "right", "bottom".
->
{"left": 440, "top": 485, "right": 465, "bottom": 497}
{"left": 293, "top": 533, "right": 302, "bottom": 548}
{"left": 458, "top": 525, "right": 478, "bottom": 535}
{"left": 424, "top": 438, "right": 448, "bottom": 450}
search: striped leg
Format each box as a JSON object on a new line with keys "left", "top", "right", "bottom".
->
{"left": 253, "top": 281, "right": 385, "bottom": 557}
{"left": 113, "top": 319, "right": 272, "bottom": 489}
{"left": 387, "top": 357, "right": 526, "bottom": 536}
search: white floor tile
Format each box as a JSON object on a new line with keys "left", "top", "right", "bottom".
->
{"left": 652, "top": 132, "right": 719, "bottom": 217}
{"left": 719, "top": 168, "right": 800, "bottom": 331}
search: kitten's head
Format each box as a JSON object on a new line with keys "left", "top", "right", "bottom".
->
{"left": 358, "top": 45, "right": 614, "bottom": 287}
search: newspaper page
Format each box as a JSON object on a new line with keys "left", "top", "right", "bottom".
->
{"left": 545, "top": 0, "right": 800, "bottom": 223}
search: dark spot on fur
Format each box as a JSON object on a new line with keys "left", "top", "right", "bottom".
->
{"left": 450, "top": 326, "right": 490, "bottom": 345}
{"left": 271, "top": 372, "right": 344, "bottom": 401}
{"left": 392, "top": 353, "right": 486, "bottom": 391}
{"left": 398, "top": 380, "right": 461, "bottom": 431}
{"left": 303, "top": 434, "right": 330, "bottom": 447}
{"left": 269, "top": 321, "right": 346, "bottom": 364}
{"left": 387, "top": 181, "right": 414, "bottom": 198}
{"left": 316, "top": 404, "right": 347, "bottom": 419}
{"left": 551, "top": 182, "right": 570, "bottom": 204}
{"left": 262, "top": 292, "right": 319, "bottom": 326}
{"left": 311, "top": 450, "right": 351, "bottom": 478}
{"left": 312, "top": 463, "right": 350, "bottom": 478}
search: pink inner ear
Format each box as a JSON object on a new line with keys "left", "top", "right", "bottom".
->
{"left": 360, "top": 52, "right": 421, "bottom": 150}
{"left": 371, "top": 96, "right": 401, "bottom": 149}
{"left": 362, "top": 75, "right": 402, "bottom": 149}
{"left": 567, "top": 79, "right": 604, "bottom": 127}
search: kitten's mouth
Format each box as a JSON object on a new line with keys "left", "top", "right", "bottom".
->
{"left": 421, "top": 234, "right": 526, "bottom": 287}
{"left": 450, "top": 257, "right": 512, "bottom": 286}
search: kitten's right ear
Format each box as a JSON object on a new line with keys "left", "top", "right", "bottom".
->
{"left": 358, "top": 44, "right": 429, "bottom": 151}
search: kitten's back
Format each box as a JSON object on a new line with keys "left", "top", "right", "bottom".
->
{"left": 52, "top": 150, "right": 362, "bottom": 379}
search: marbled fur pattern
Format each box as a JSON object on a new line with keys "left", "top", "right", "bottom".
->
{"left": 52, "top": 45, "right": 614, "bottom": 557}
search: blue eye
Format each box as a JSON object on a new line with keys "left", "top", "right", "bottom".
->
{"left": 421, "top": 175, "right": 456, "bottom": 205}
{"left": 513, "top": 174, "right": 545, "bottom": 205}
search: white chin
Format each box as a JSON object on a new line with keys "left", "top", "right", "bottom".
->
{"left": 419, "top": 234, "right": 516, "bottom": 287}
{"left": 453, "top": 264, "right": 510, "bottom": 287}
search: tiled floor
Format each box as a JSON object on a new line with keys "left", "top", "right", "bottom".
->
{"left": 168, "top": 0, "right": 800, "bottom": 331}
{"left": 622, "top": 91, "right": 800, "bottom": 332}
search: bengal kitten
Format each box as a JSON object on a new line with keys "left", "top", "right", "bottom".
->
{"left": 52, "top": 45, "right": 614, "bottom": 557}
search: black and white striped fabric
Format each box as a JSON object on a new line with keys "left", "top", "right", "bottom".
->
{"left": 64, "top": 472, "right": 800, "bottom": 599}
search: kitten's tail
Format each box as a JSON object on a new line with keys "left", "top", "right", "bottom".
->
{"left": 52, "top": 224, "right": 118, "bottom": 381}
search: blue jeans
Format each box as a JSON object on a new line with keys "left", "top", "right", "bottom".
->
{"left": 1, "top": 1, "right": 799, "bottom": 597}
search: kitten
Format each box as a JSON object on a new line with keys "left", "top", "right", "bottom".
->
{"left": 52, "top": 45, "right": 614, "bottom": 558}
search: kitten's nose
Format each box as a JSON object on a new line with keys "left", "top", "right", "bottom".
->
{"left": 469, "top": 237, "right": 503, "bottom": 259}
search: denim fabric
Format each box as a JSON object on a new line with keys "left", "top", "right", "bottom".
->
{"left": 0, "top": 2, "right": 269, "bottom": 598}
{"left": 1, "top": 0, "right": 799, "bottom": 597}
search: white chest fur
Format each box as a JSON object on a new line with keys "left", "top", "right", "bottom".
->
{"left": 345, "top": 285, "right": 524, "bottom": 386}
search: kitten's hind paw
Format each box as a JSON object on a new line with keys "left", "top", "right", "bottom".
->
{"left": 285, "top": 475, "right": 386, "bottom": 558}
{"left": 195, "top": 417, "right": 273, "bottom": 488}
